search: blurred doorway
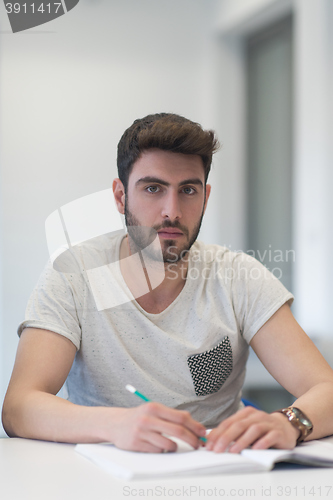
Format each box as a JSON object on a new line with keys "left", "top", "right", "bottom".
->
{"left": 246, "top": 16, "right": 293, "bottom": 293}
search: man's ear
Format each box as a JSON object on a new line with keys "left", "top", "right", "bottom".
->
{"left": 112, "top": 178, "right": 126, "bottom": 215}
{"left": 203, "top": 184, "right": 211, "bottom": 215}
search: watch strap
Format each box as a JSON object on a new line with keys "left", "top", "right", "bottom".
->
{"left": 273, "top": 406, "right": 313, "bottom": 444}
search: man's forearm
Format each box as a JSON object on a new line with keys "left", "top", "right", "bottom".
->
{"left": 2, "top": 390, "right": 123, "bottom": 443}
{"left": 289, "top": 381, "right": 333, "bottom": 440}
{"left": 2, "top": 390, "right": 206, "bottom": 452}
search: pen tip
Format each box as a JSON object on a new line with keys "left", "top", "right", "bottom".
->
{"left": 125, "top": 384, "right": 136, "bottom": 393}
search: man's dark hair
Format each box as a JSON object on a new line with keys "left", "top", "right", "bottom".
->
{"left": 117, "top": 113, "right": 220, "bottom": 192}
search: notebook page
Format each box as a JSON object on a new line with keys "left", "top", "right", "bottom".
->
{"left": 75, "top": 443, "right": 267, "bottom": 480}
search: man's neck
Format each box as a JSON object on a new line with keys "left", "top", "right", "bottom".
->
{"left": 119, "top": 235, "right": 189, "bottom": 313}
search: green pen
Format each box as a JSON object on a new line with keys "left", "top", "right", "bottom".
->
{"left": 125, "top": 384, "right": 207, "bottom": 443}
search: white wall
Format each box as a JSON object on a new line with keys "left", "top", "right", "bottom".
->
{"left": 293, "top": 0, "right": 333, "bottom": 338}
{"left": 202, "top": 35, "right": 247, "bottom": 251}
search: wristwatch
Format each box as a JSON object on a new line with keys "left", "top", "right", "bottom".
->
{"left": 274, "top": 406, "right": 313, "bottom": 444}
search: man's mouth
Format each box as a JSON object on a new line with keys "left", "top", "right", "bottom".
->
{"left": 157, "top": 228, "right": 184, "bottom": 239}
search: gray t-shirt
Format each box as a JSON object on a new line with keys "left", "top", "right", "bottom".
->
{"left": 18, "top": 234, "right": 293, "bottom": 428}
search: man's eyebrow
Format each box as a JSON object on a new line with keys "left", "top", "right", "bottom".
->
{"left": 179, "top": 178, "right": 204, "bottom": 188}
{"left": 135, "top": 176, "right": 204, "bottom": 188}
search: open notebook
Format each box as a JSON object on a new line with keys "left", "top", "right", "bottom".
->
{"left": 75, "top": 439, "right": 333, "bottom": 480}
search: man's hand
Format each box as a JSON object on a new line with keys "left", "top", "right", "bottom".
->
{"left": 109, "top": 402, "right": 207, "bottom": 453}
{"left": 206, "top": 406, "right": 300, "bottom": 453}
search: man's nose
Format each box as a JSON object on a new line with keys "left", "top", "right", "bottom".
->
{"left": 161, "top": 191, "right": 182, "bottom": 220}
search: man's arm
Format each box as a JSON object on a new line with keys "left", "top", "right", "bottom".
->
{"left": 206, "top": 303, "right": 333, "bottom": 452}
{"left": 2, "top": 328, "right": 206, "bottom": 451}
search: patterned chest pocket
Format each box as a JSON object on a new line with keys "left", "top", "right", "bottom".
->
{"left": 187, "top": 337, "right": 233, "bottom": 396}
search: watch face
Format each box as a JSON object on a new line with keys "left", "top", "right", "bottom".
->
{"left": 292, "top": 407, "right": 312, "bottom": 428}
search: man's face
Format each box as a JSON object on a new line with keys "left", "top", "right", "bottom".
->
{"left": 119, "top": 149, "right": 211, "bottom": 263}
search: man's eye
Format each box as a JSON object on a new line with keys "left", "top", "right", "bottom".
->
{"left": 183, "top": 187, "right": 196, "bottom": 195}
{"left": 146, "top": 185, "right": 160, "bottom": 193}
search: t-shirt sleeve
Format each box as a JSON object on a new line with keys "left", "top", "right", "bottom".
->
{"left": 230, "top": 252, "right": 294, "bottom": 344}
{"left": 18, "top": 260, "right": 83, "bottom": 350}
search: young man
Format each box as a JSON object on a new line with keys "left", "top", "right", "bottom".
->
{"left": 2, "top": 113, "right": 333, "bottom": 453}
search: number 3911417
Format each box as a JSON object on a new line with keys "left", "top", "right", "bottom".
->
{"left": 5, "top": 3, "right": 63, "bottom": 14}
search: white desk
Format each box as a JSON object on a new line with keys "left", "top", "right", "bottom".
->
{"left": 1, "top": 437, "right": 333, "bottom": 500}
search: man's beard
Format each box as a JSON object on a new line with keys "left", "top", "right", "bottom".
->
{"left": 124, "top": 200, "right": 204, "bottom": 263}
